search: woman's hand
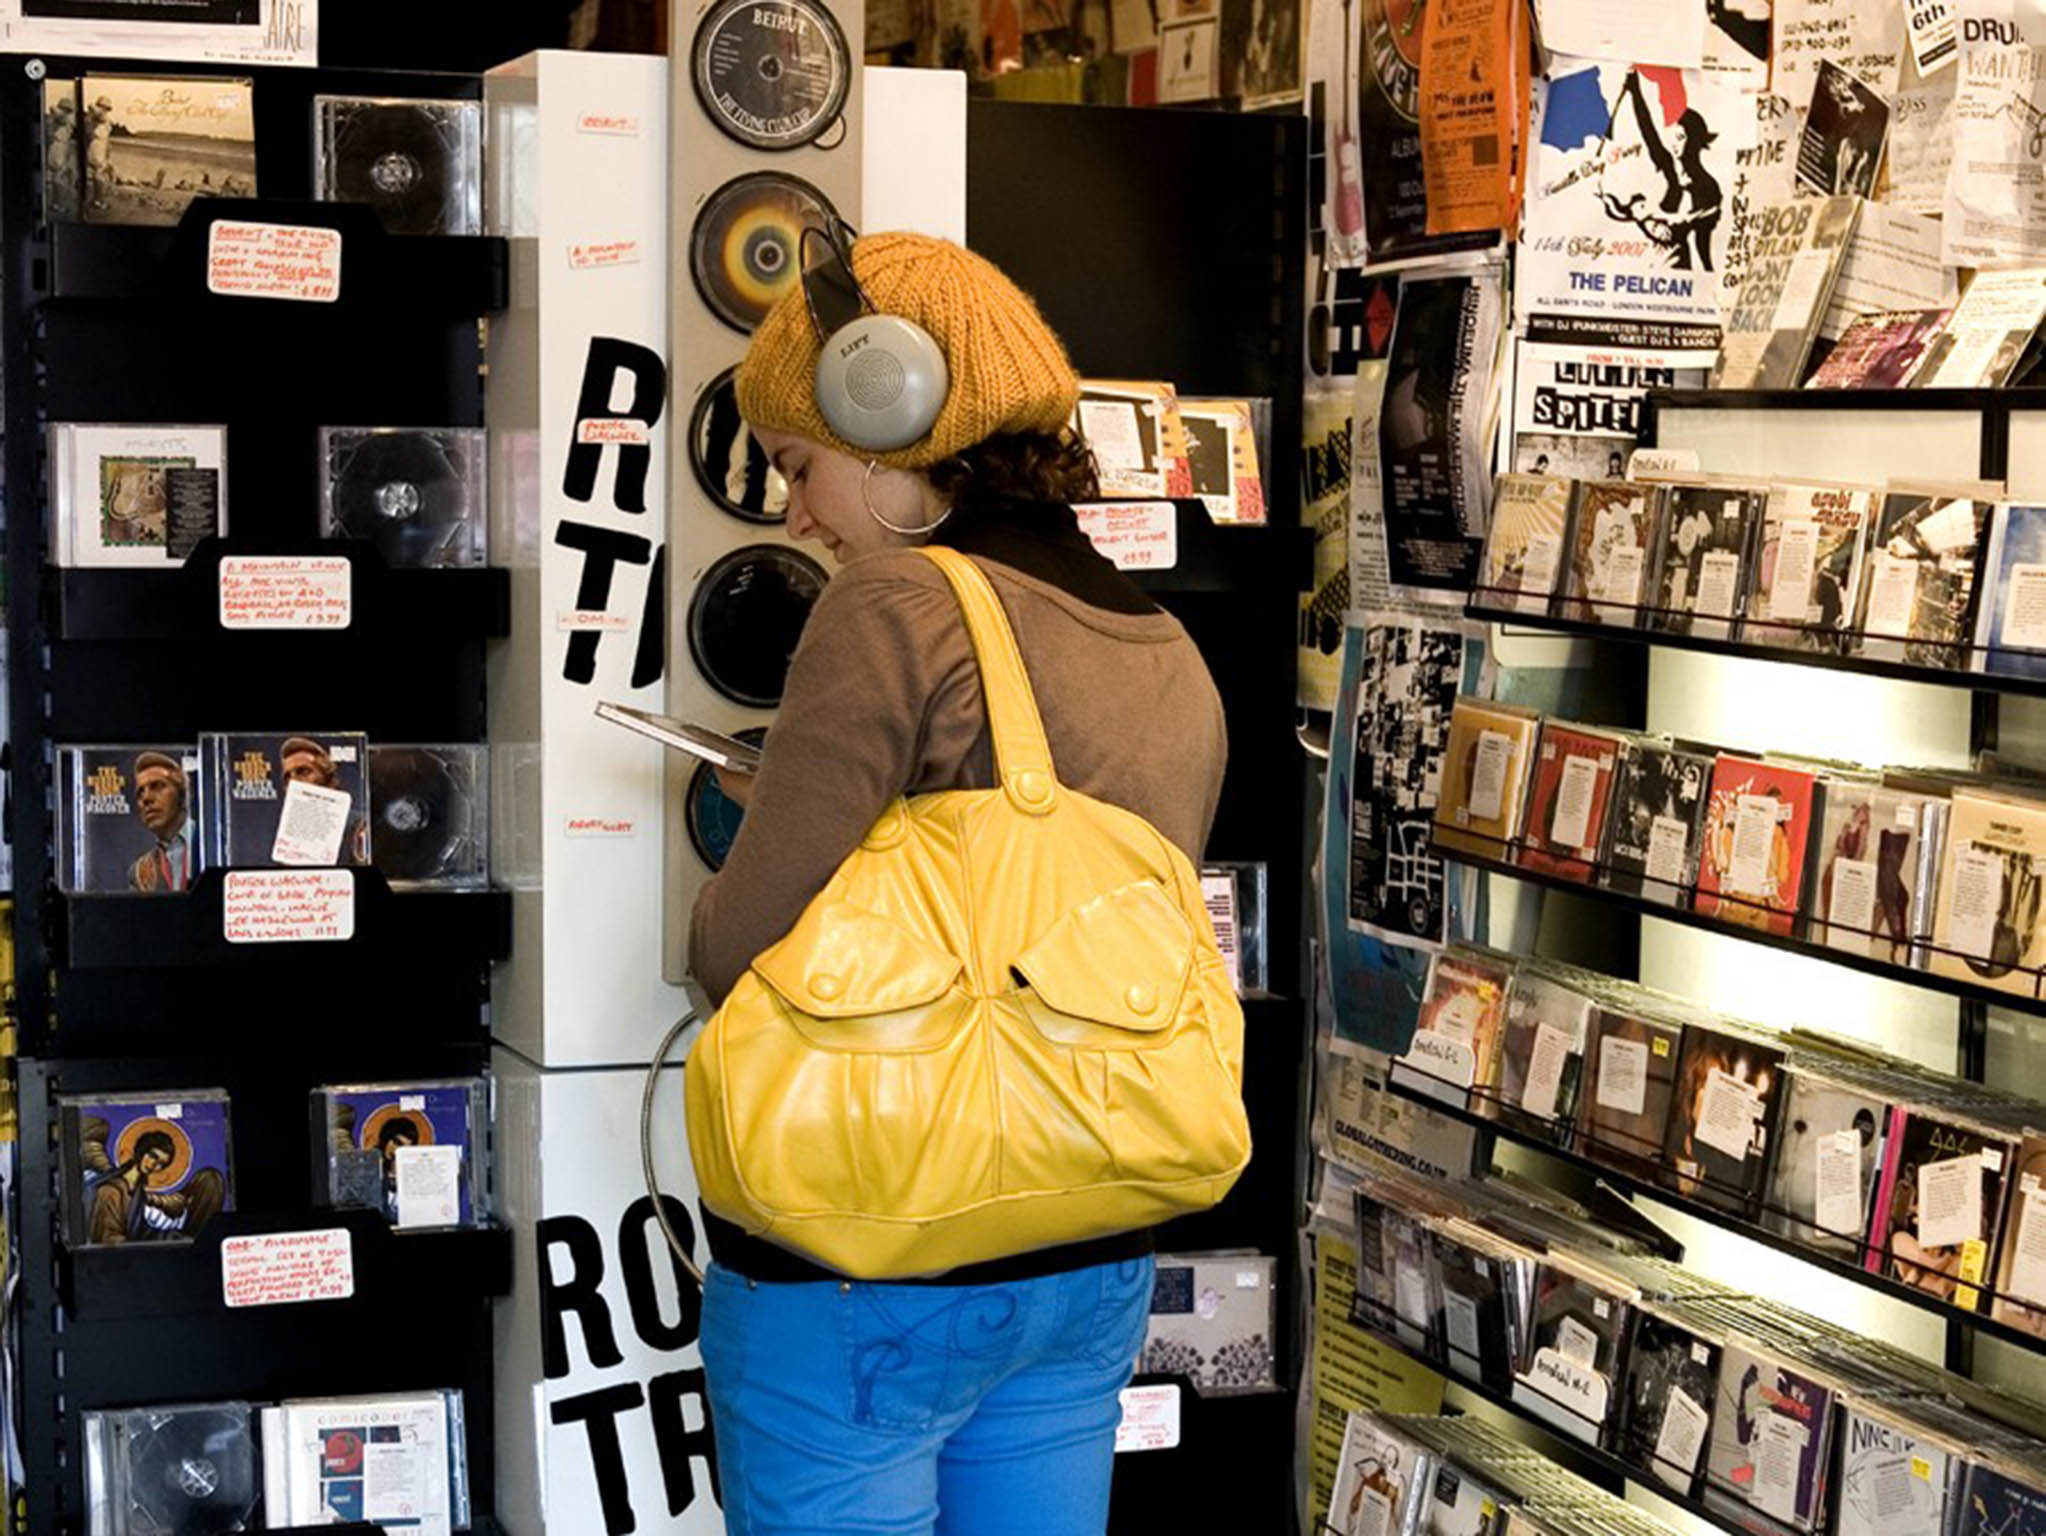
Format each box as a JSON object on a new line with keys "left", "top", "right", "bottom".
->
{"left": 715, "top": 765, "right": 756, "bottom": 810}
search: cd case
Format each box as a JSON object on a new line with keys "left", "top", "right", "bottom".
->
{"left": 313, "top": 95, "right": 482, "bottom": 236}
{"left": 85, "top": 1400, "right": 257, "bottom": 1535}
{"left": 200, "top": 732, "right": 370, "bottom": 870}
{"left": 1139, "top": 1252, "right": 1277, "bottom": 1395}
{"left": 314, "top": 1078, "right": 489, "bottom": 1229}
{"left": 78, "top": 74, "right": 256, "bottom": 228}
{"left": 48, "top": 422, "right": 227, "bottom": 568}
{"left": 260, "top": 1389, "right": 470, "bottom": 1534}
{"left": 320, "top": 427, "right": 488, "bottom": 568}
{"left": 59, "top": 1091, "right": 234, "bottom": 1250}
{"left": 1199, "top": 861, "right": 1267, "bottom": 997}
{"left": 368, "top": 745, "right": 489, "bottom": 889}
{"left": 57, "top": 745, "right": 202, "bottom": 895}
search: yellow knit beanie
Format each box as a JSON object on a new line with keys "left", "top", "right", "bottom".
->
{"left": 734, "top": 231, "right": 1081, "bottom": 472}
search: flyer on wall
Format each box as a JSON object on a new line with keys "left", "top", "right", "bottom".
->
{"left": 1377, "top": 262, "right": 1505, "bottom": 597}
{"left": 0, "top": 0, "right": 315, "bottom": 63}
{"left": 1517, "top": 58, "right": 1752, "bottom": 366}
{"left": 1723, "top": 92, "right": 1803, "bottom": 308}
{"left": 1946, "top": 2, "right": 2046, "bottom": 268}
{"left": 1508, "top": 339, "right": 1704, "bottom": 482}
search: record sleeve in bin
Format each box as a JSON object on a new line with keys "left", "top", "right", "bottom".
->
{"left": 200, "top": 732, "right": 369, "bottom": 870}
{"left": 320, "top": 428, "right": 488, "bottom": 569}
{"left": 259, "top": 1388, "right": 469, "bottom": 1534}
{"left": 1138, "top": 1252, "right": 1276, "bottom": 1394}
{"left": 313, "top": 1078, "right": 489, "bottom": 1229}
{"left": 48, "top": 422, "right": 227, "bottom": 568}
{"left": 58, "top": 1091, "right": 234, "bottom": 1250}
{"left": 85, "top": 1400, "right": 257, "bottom": 1536}
{"left": 368, "top": 745, "right": 488, "bottom": 889}
{"left": 1198, "top": 861, "right": 1266, "bottom": 997}
{"left": 57, "top": 745, "right": 202, "bottom": 895}
{"left": 313, "top": 95, "right": 482, "bottom": 236}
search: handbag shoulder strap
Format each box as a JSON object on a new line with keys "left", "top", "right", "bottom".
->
{"left": 916, "top": 545, "right": 1061, "bottom": 815}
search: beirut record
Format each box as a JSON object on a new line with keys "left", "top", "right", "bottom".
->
{"left": 686, "top": 725, "right": 769, "bottom": 870}
{"left": 692, "top": 0, "right": 851, "bottom": 152}
{"left": 368, "top": 747, "right": 478, "bottom": 885}
{"left": 326, "top": 430, "right": 478, "bottom": 568}
{"left": 690, "top": 367, "right": 788, "bottom": 523}
{"left": 125, "top": 1407, "right": 258, "bottom": 1536}
{"left": 687, "top": 544, "right": 828, "bottom": 708}
{"left": 691, "top": 172, "right": 838, "bottom": 333}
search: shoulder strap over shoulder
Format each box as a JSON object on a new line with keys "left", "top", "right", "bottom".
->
{"left": 916, "top": 546, "right": 1060, "bottom": 815}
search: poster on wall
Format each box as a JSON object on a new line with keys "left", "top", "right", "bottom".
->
{"left": 1771, "top": 0, "right": 1905, "bottom": 96}
{"left": 1704, "top": 0, "right": 1771, "bottom": 84}
{"left": 1377, "top": 264, "right": 1505, "bottom": 596}
{"left": 0, "top": 0, "right": 313, "bottom": 63}
{"left": 1300, "top": 387, "right": 1356, "bottom": 714}
{"left": 1509, "top": 340, "right": 1704, "bottom": 480}
{"left": 1222, "top": 0, "right": 1305, "bottom": 108}
{"left": 1518, "top": 58, "right": 1752, "bottom": 363}
{"left": 1945, "top": 1, "right": 2046, "bottom": 268}
{"left": 1723, "top": 91, "right": 1802, "bottom": 308}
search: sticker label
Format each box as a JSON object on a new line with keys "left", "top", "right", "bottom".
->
{"left": 206, "top": 220, "right": 342, "bottom": 302}
{"left": 394, "top": 1144, "right": 463, "bottom": 1230}
{"left": 1695, "top": 1068, "right": 1764, "bottom": 1162}
{"left": 1917, "top": 1153, "right": 1983, "bottom": 1250}
{"left": 1828, "top": 857, "right": 1878, "bottom": 945}
{"left": 564, "top": 816, "right": 637, "bottom": 838}
{"left": 1442, "top": 1288, "right": 1482, "bottom": 1366}
{"left": 223, "top": 869, "right": 356, "bottom": 944}
{"left": 1947, "top": 844, "right": 2003, "bottom": 961}
{"left": 221, "top": 1227, "right": 354, "bottom": 1308}
{"left": 219, "top": 556, "right": 352, "bottom": 631}
{"left": 556, "top": 609, "right": 633, "bottom": 633}
{"left": 271, "top": 779, "right": 352, "bottom": 866}
{"left": 1521, "top": 1021, "right": 1572, "bottom": 1121}
{"left": 1597, "top": 1036, "right": 1649, "bottom": 1117}
{"left": 1073, "top": 501, "right": 1179, "bottom": 570}
{"left": 1695, "top": 550, "right": 1742, "bottom": 619}
{"left": 1769, "top": 520, "right": 1821, "bottom": 623}
{"left": 1815, "top": 1128, "right": 1865, "bottom": 1239}
{"left": 1518, "top": 530, "right": 1561, "bottom": 614}
{"left": 1727, "top": 793, "right": 1780, "bottom": 899}
{"left": 1550, "top": 755, "right": 1601, "bottom": 852}
{"left": 576, "top": 418, "right": 651, "bottom": 446}
{"left": 1467, "top": 729, "right": 1512, "bottom": 824}
{"left": 1753, "top": 1413, "right": 1809, "bottom": 1524}
{"left": 1646, "top": 813, "right": 1691, "bottom": 886}
{"left": 568, "top": 239, "right": 642, "bottom": 269}
{"left": 2008, "top": 1184, "right": 2046, "bottom": 1306}
{"left": 1201, "top": 872, "right": 1240, "bottom": 989}
{"left": 1556, "top": 1314, "right": 1600, "bottom": 1369}
{"left": 1114, "top": 1383, "right": 1181, "bottom": 1452}
{"left": 2002, "top": 563, "right": 2046, "bottom": 650}
{"left": 577, "top": 111, "right": 641, "bottom": 135}
{"left": 1601, "top": 541, "right": 1646, "bottom": 611}
{"left": 1653, "top": 1386, "right": 1711, "bottom": 1486}
{"left": 1864, "top": 551, "right": 1919, "bottom": 638}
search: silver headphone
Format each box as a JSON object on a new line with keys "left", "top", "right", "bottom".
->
{"left": 802, "top": 219, "right": 948, "bottom": 453}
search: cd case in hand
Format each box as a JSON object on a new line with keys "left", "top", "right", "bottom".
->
{"left": 314, "top": 1078, "right": 489, "bottom": 1229}
{"left": 313, "top": 95, "right": 482, "bottom": 235}
{"left": 59, "top": 1091, "right": 234, "bottom": 1250}
{"left": 57, "top": 745, "right": 202, "bottom": 894}
{"left": 368, "top": 745, "right": 488, "bottom": 889}
{"left": 85, "top": 1400, "right": 257, "bottom": 1535}
{"left": 320, "top": 427, "right": 488, "bottom": 568}
{"left": 596, "top": 702, "right": 765, "bottom": 772}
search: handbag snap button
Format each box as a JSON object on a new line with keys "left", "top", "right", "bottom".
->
{"left": 811, "top": 973, "right": 844, "bottom": 1001}
{"left": 1124, "top": 984, "right": 1156, "bottom": 1015}
{"left": 1012, "top": 770, "right": 1053, "bottom": 809}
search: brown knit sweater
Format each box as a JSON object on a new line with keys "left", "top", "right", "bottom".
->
{"left": 687, "top": 528, "right": 1228, "bottom": 1009}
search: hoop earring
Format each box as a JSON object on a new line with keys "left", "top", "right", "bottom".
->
{"left": 862, "top": 459, "right": 954, "bottom": 537}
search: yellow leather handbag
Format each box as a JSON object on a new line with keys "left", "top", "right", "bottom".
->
{"left": 685, "top": 545, "right": 1251, "bottom": 1279}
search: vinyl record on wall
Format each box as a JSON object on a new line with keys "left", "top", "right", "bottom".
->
{"left": 685, "top": 725, "right": 771, "bottom": 870}
{"left": 690, "top": 171, "right": 838, "bottom": 334}
{"left": 691, "top": 0, "right": 852, "bottom": 152}
{"left": 686, "top": 544, "right": 828, "bottom": 708}
{"left": 690, "top": 367, "right": 788, "bottom": 523}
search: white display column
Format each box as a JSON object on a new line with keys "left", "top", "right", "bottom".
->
{"left": 481, "top": 50, "right": 719, "bottom": 1536}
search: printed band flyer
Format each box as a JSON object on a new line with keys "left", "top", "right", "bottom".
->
{"left": 1518, "top": 59, "right": 1752, "bottom": 363}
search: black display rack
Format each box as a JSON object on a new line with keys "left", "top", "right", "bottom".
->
{"left": 0, "top": 58, "right": 514, "bottom": 1533}
{"left": 966, "top": 98, "right": 1308, "bottom": 1532}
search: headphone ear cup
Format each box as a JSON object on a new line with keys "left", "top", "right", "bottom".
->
{"left": 813, "top": 314, "right": 949, "bottom": 453}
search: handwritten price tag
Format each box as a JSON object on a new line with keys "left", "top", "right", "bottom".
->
{"left": 206, "top": 221, "right": 342, "bottom": 302}
{"left": 223, "top": 870, "right": 356, "bottom": 944}
{"left": 219, "top": 556, "right": 352, "bottom": 631}
{"left": 223, "top": 1228, "right": 355, "bottom": 1308}
{"left": 1073, "top": 501, "right": 1179, "bottom": 570}
{"left": 1114, "top": 1384, "right": 1181, "bottom": 1453}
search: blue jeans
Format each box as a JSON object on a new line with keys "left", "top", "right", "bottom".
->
{"left": 699, "top": 1256, "right": 1154, "bottom": 1536}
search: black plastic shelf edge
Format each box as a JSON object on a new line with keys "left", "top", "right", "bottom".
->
{"left": 1447, "top": 847, "right": 2046, "bottom": 1019}
{"left": 1466, "top": 603, "right": 2046, "bottom": 702}
{"left": 1652, "top": 386, "right": 2046, "bottom": 413}
{"left": 1381, "top": 1076, "right": 2046, "bottom": 1358}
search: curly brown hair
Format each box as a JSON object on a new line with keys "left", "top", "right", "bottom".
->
{"left": 924, "top": 430, "right": 1100, "bottom": 507}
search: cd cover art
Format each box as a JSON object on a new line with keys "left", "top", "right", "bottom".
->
{"left": 1929, "top": 788, "right": 2046, "bottom": 997}
{"left": 80, "top": 74, "right": 255, "bottom": 227}
{"left": 1619, "top": 1308, "right": 1720, "bottom": 1496}
{"left": 1074, "top": 381, "right": 1193, "bottom": 499}
{"left": 200, "top": 732, "right": 369, "bottom": 871}
{"left": 1178, "top": 398, "right": 1266, "bottom": 524}
{"left": 1432, "top": 698, "right": 1540, "bottom": 860}
{"left": 320, "top": 428, "right": 487, "bottom": 568}
{"left": 1747, "top": 481, "right": 1876, "bottom": 653}
{"left": 260, "top": 1390, "right": 467, "bottom": 1535}
{"left": 1328, "top": 1413, "right": 1423, "bottom": 1536}
{"left": 1854, "top": 490, "right": 1988, "bottom": 669}
{"left": 1951, "top": 1460, "right": 2046, "bottom": 1536}
{"left": 1978, "top": 504, "right": 2046, "bottom": 679}
{"left": 1808, "top": 782, "right": 1929, "bottom": 963}
{"left": 1391, "top": 947, "right": 1513, "bottom": 1107}
{"left": 49, "top": 422, "right": 227, "bottom": 568}
{"left": 1584, "top": 1007, "right": 1682, "bottom": 1176}
{"left": 1139, "top": 1253, "right": 1277, "bottom": 1394}
{"left": 1599, "top": 739, "right": 1711, "bottom": 907}
{"left": 57, "top": 745, "right": 201, "bottom": 895}
{"left": 1493, "top": 967, "right": 1595, "bottom": 1138}
{"left": 317, "top": 1079, "right": 486, "bottom": 1229}
{"left": 1807, "top": 308, "right": 1950, "bottom": 390}
{"left": 60, "top": 1092, "right": 233, "bottom": 1249}
{"left": 1867, "top": 1109, "right": 2015, "bottom": 1313}
{"left": 1510, "top": 1262, "right": 1631, "bottom": 1445}
{"left": 1560, "top": 480, "right": 1662, "bottom": 627}
{"left": 1695, "top": 754, "right": 1816, "bottom": 936}
{"left": 1517, "top": 722, "right": 1622, "bottom": 881}
{"left": 1990, "top": 1135, "right": 2046, "bottom": 1339}
{"left": 1836, "top": 1399, "right": 1964, "bottom": 1536}
{"left": 1477, "top": 474, "right": 1572, "bottom": 615}
{"left": 84, "top": 1401, "right": 257, "bottom": 1536}
{"left": 367, "top": 745, "right": 487, "bottom": 888}
{"left": 43, "top": 76, "right": 80, "bottom": 222}
{"left": 314, "top": 95, "right": 482, "bottom": 236}
{"left": 1661, "top": 1025, "right": 1785, "bottom": 1218}
{"left": 1707, "top": 1337, "right": 1836, "bottom": 1529}
{"left": 1760, "top": 1070, "right": 1886, "bottom": 1257}
{"left": 1653, "top": 484, "right": 1765, "bottom": 640}
{"left": 1431, "top": 1228, "right": 1525, "bottom": 1393}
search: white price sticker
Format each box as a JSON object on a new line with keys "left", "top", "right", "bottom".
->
{"left": 1816, "top": 1128, "right": 1866, "bottom": 1239}
{"left": 1917, "top": 1154, "right": 1983, "bottom": 1251}
{"left": 271, "top": 779, "right": 352, "bottom": 867}
{"left": 1549, "top": 755, "right": 1600, "bottom": 853}
{"left": 1695, "top": 1068, "right": 1764, "bottom": 1162}
{"left": 1596, "top": 1037, "right": 1649, "bottom": 1117}
{"left": 218, "top": 556, "right": 352, "bottom": 631}
{"left": 1827, "top": 857, "right": 1879, "bottom": 947}
{"left": 1467, "top": 729, "right": 1512, "bottom": 824}
{"left": 1769, "top": 521, "right": 1821, "bottom": 624}
{"left": 1695, "top": 550, "right": 1742, "bottom": 620}
{"left": 1521, "top": 1022, "right": 1572, "bottom": 1121}
{"left": 1114, "top": 1384, "right": 1181, "bottom": 1452}
{"left": 1727, "top": 793, "right": 1780, "bottom": 899}
{"left": 1518, "top": 531, "right": 1561, "bottom": 614}
{"left": 2002, "top": 563, "right": 2046, "bottom": 651}
{"left": 1653, "top": 1386, "right": 1711, "bottom": 1487}
{"left": 1864, "top": 552, "right": 1919, "bottom": 638}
